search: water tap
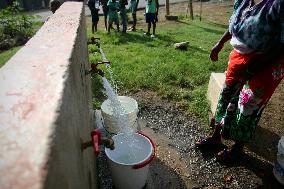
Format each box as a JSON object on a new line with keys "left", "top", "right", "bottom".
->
{"left": 85, "top": 61, "right": 111, "bottom": 76}
{"left": 81, "top": 129, "right": 115, "bottom": 156}
{"left": 100, "top": 136, "right": 115, "bottom": 150}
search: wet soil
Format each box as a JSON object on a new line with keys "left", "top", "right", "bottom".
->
{"left": 97, "top": 86, "right": 284, "bottom": 189}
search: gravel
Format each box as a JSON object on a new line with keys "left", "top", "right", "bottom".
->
{"left": 96, "top": 91, "right": 283, "bottom": 189}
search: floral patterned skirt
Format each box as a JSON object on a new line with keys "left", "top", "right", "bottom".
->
{"left": 215, "top": 50, "right": 284, "bottom": 142}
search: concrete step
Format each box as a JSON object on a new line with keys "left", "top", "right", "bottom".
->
{"left": 207, "top": 72, "right": 225, "bottom": 115}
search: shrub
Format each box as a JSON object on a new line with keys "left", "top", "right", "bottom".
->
{"left": 0, "top": 1, "right": 35, "bottom": 51}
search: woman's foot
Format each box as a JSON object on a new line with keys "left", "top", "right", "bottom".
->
{"left": 195, "top": 136, "right": 222, "bottom": 148}
{"left": 196, "top": 123, "right": 222, "bottom": 148}
{"left": 209, "top": 118, "right": 215, "bottom": 128}
{"left": 216, "top": 142, "right": 244, "bottom": 163}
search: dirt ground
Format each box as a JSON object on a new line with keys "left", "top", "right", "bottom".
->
{"left": 95, "top": 1, "right": 284, "bottom": 188}
{"left": 97, "top": 86, "right": 284, "bottom": 188}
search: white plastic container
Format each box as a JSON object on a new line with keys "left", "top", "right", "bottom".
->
{"left": 105, "top": 132, "right": 155, "bottom": 189}
{"left": 101, "top": 96, "right": 138, "bottom": 134}
{"left": 274, "top": 136, "right": 284, "bottom": 185}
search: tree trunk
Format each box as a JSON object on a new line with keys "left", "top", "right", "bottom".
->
{"left": 166, "top": 0, "right": 170, "bottom": 16}
{"left": 189, "top": 0, "right": 193, "bottom": 20}
{"left": 199, "top": 0, "right": 202, "bottom": 21}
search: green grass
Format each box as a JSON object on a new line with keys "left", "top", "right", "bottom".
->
{"left": 0, "top": 47, "right": 21, "bottom": 68}
{"left": 89, "top": 20, "right": 232, "bottom": 121}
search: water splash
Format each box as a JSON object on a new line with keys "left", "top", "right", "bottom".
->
{"left": 102, "top": 77, "right": 138, "bottom": 161}
{"left": 102, "top": 77, "right": 134, "bottom": 134}
{"left": 99, "top": 47, "right": 117, "bottom": 92}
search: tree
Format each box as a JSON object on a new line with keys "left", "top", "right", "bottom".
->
{"left": 166, "top": 0, "right": 169, "bottom": 16}
{"left": 188, "top": 0, "right": 193, "bottom": 20}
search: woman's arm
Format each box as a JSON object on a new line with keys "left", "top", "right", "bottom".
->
{"left": 210, "top": 30, "right": 232, "bottom": 61}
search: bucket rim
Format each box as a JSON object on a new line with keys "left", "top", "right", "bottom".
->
{"left": 101, "top": 96, "right": 138, "bottom": 115}
{"left": 105, "top": 133, "right": 154, "bottom": 166}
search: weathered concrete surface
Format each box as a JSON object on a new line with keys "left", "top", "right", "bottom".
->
{"left": 0, "top": 2, "right": 96, "bottom": 189}
{"left": 207, "top": 72, "right": 225, "bottom": 115}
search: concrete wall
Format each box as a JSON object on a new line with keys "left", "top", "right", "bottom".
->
{"left": 0, "top": 2, "right": 97, "bottom": 189}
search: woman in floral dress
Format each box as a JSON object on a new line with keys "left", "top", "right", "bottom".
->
{"left": 196, "top": 0, "right": 284, "bottom": 161}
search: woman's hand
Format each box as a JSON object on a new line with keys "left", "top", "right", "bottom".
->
{"left": 210, "top": 43, "right": 223, "bottom": 62}
{"left": 210, "top": 30, "right": 231, "bottom": 62}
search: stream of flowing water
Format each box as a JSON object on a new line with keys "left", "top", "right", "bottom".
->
{"left": 102, "top": 77, "right": 143, "bottom": 163}
{"left": 99, "top": 45, "right": 146, "bottom": 163}
{"left": 99, "top": 47, "right": 117, "bottom": 93}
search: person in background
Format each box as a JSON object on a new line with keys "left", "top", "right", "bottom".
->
{"left": 100, "top": 0, "right": 109, "bottom": 31}
{"left": 128, "top": 0, "right": 139, "bottom": 31}
{"left": 50, "top": 0, "right": 62, "bottom": 14}
{"left": 107, "top": 0, "right": 120, "bottom": 33}
{"left": 196, "top": 0, "right": 284, "bottom": 162}
{"left": 119, "top": 0, "right": 128, "bottom": 33}
{"left": 88, "top": 0, "right": 100, "bottom": 33}
{"left": 144, "top": 0, "right": 159, "bottom": 38}
{"left": 45, "top": 0, "right": 62, "bottom": 22}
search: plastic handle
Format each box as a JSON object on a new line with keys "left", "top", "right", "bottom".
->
{"left": 133, "top": 132, "right": 156, "bottom": 169}
{"left": 91, "top": 130, "right": 101, "bottom": 156}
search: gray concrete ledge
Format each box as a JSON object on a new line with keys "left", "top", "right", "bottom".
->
{"left": 0, "top": 2, "right": 96, "bottom": 189}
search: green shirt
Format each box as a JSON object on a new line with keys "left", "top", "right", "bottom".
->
{"left": 146, "top": 0, "right": 156, "bottom": 13}
{"left": 107, "top": 0, "right": 119, "bottom": 20}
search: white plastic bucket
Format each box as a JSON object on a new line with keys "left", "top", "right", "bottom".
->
{"left": 101, "top": 96, "right": 138, "bottom": 134}
{"left": 105, "top": 132, "right": 155, "bottom": 189}
{"left": 274, "top": 136, "right": 284, "bottom": 185}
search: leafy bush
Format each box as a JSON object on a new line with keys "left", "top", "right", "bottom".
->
{"left": 0, "top": 2, "right": 35, "bottom": 51}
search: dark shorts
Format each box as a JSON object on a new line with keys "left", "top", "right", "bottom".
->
{"left": 91, "top": 10, "right": 99, "bottom": 22}
{"left": 146, "top": 13, "right": 157, "bottom": 23}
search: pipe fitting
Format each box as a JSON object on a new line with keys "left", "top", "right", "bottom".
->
{"left": 85, "top": 61, "right": 111, "bottom": 76}
{"left": 81, "top": 129, "right": 115, "bottom": 156}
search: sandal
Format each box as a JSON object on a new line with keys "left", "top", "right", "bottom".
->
{"left": 209, "top": 118, "right": 216, "bottom": 129}
{"left": 195, "top": 136, "right": 222, "bottom": 148}
{"left": 216, "top": 143, "right": 244, "bottom": 163}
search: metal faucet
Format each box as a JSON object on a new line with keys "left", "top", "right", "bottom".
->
{"left": 85, "top": 61, "right": 111, "bottom": 76}
{"left": 100, "top": 136, "right": 115, "bottom": 150}
{"left": 82, "top": 129, "right": 115, "bottom": 156}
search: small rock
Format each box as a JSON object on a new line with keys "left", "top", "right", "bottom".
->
{"left": 223, "top": 175, "right": 232, "bottom": 182}
{"left": 174, "top": 41, "right": 189, "bottom": 50}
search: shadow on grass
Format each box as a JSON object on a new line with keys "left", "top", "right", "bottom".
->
{"left": 189, "top": 44, "right": 209, "bottom": 54}
{"left": 195, "top": 25, "right": 225, "bottom": 35}
{"left": 104, "top": 31, "right": 176, "bottom": 46}
{"left": 204, "top": 21, "right": 229, "bottom": 29}
{"left": 176, "top": 20, "right": 191, "bottom": 25}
